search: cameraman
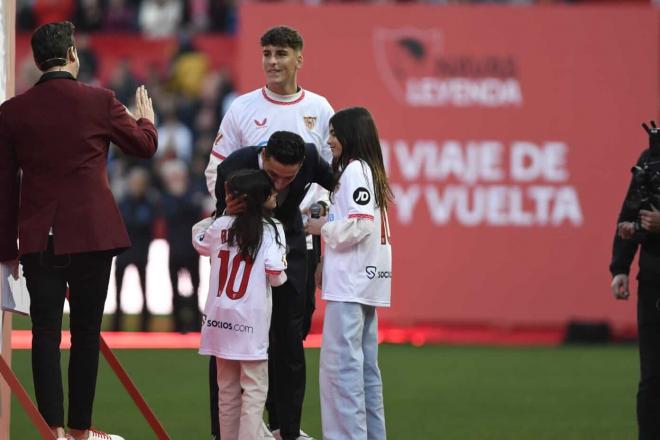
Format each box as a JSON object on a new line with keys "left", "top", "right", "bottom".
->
{"left": 610, "top": 121, "right": 660, "bottom": 440}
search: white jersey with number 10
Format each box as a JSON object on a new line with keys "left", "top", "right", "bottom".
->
{"left": 196, "top": 216, "right": 287, "bottom": 361}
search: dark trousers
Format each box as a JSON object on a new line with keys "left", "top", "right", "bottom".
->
{"left": 21, "top": 239, "right": 113, "bottom": 429}
{"left": 209, "top": 279, "right": 308, "bottom": 440}
{"left": 113, "top": 259, "right": 149, "bottom": 331}
{"left": 637, "top": 282, "right": 660, "bottom": 440}
{"left": 169, "top": 253, "right": 200, "bottom": 333}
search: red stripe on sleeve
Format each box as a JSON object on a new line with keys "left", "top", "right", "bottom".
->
{"left": 211, "top": 151, "right": 226, "bottom": 160}
{"left": 349, "top": 214, "right": 374, "bottom": 221}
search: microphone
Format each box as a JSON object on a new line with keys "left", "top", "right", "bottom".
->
{"left": 310, "top": 202, "right": 324, "bottom": 262}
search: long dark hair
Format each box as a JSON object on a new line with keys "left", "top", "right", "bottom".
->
{"left": 329, "top": 107, "right": 394, "bottom": 210}
{"left": 226, "top": 170, "right": 280, "bottom": 260}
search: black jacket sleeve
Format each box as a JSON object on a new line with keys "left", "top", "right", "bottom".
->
{"left": 307, "top": 143, "right": 335, "bottom": 191}
{"left": 609, "top": 150, "right": 647, "bottom": 277}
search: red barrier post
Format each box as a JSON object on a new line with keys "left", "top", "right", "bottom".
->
{"left": 99, "top": 337, "right": 171, "bottom": 440}
{"left": 0, "top": 355, "right": 55, "bottom": 439}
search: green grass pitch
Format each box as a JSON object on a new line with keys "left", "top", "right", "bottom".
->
{"left": 8, "top": 343, "right": 638, "bottom": 439}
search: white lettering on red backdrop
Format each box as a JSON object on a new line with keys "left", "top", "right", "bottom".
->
{"left": 383, "top": 140, "right": 583, "bottom": 227}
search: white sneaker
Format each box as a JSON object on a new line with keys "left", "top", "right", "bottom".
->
{"left": 298, "top": 429, "right": 315, "bottom": 440}
{"left": 270, "top": 428, "right": 315, "bottom": 440}
{"left": 262, "top": 420, "right": 275, "bottom": 439}
{"left": 86, "top": 429, "right": 125, "bottom": 440}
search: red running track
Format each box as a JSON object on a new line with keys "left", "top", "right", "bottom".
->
{"left": 10, "top": 325, "right": 567, "bottom": 350}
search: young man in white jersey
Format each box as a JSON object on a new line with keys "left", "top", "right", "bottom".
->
{"left": 204, "top": 26, "right": 333, "bottom": 440}
{"left": 205, "top": 25, "right": 333, "bottom": 338}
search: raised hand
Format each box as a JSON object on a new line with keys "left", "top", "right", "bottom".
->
{"left": 134, "top": 85, "right": 155, "bottom": 124}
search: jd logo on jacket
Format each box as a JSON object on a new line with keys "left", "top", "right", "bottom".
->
{"left": 353, "top": 187, "right": 371, "bottom": 205}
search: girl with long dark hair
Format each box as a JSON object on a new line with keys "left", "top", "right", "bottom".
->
{"left": 193, "top": 169, "right": 287, "bottom": 440}
{"left": 306, "top": 107, "right": 393, "bottom": 440}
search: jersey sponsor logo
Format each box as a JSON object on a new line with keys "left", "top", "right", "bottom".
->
{"left": 353, "top": 187, "right": 371, "bottom": 205}
{"left": 366, "top": 266, "right": 392, "bottom": 280}
{"left": 214, "top": 131, "right": 224, "bottom": 146}
{"left": 304, "top": 116, "right": 317, "bottom": 130}
{"left": 204, "top": 317, "right": 254, "bottom": 334}
{"left": 254, "top": 118, "right": 267, "bottom": 128}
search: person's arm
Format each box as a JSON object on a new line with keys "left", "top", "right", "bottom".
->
{"left": 204, "top": 154, "right": 222, "bottom": 198}
{"left": 308, "top": 143, "right": 335, "bottom": 192}
{"left": 108, "top": 86, "right": 157, "bottom": 158}
{"left": 214, "top": 162, "right": 229, "bottom": 215}
{"left": 192, "top": 217, "right": 219, "bottom": 257}
{"left": 264, "top": 222, "right": 288, "bottom": 287}
{"left": 319, "top": 98, "right": 334, "bottom": 163}
{"left": 0, "top": 106, "right": 20, "bottom": 264}
{"left": 610, "top": 152, "right": 646, "bottom": 300}
{"left": 321, "top": 217, "right": 374, "bottom": 251}
{"left": 307, "top": 162, "right": 376, "bottom": 250}
{"left": 205, "top": 104, "right": 242, "bottom": 199}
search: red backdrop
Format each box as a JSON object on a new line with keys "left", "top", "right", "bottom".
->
{"left": 239, "top": 5, "right": 660, "bottom": 328}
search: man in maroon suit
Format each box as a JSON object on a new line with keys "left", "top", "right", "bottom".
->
{"left": 0, "top": 22, "right": 157, "bottom": 440}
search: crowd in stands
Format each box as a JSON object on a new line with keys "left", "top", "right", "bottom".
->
{"left": 15, "top": 0, "right": 660, "bottom": 38}
{"left": 17, "top": 0, "right": 237, "bottom": 35}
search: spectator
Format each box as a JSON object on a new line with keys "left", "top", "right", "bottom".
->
{"left": 168, "top": 35, "right": 209, "bottom": 98}
{"left": 113, "top": 167, "right": 157, "bottom": 332}
{"left": 108, "top": 58, "right": 139, "bottom": 106}
{"left": 139, "top": 0, "right": 183, "bottom": 38}
{"left": 72, "top": 0, "right": 105, "bottom": 33}
{"left": 156, "top": 97, "right": 194, "bottom": 163}
{"left": 75, "top": 34, "right": 100, "bottom": 85}
{"left": 159, "top": 159, "right": 203, "bottom": 333}
{"left": 102, "top": 0, "right": 138, "bottom": 32}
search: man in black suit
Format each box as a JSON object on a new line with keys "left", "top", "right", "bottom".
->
{"left": 210, "top": 131, "right": 334, "bottom": 440}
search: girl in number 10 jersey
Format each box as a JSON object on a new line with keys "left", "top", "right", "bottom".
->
{"left": 193, "top": 169, "right": 287, "bottom": 440}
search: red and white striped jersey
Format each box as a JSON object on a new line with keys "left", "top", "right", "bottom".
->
{"left": 321, "top": 160, "right": 392, "bottom": 307}
{"left": 196, "top": 216, "right": 287, "bottom": 360}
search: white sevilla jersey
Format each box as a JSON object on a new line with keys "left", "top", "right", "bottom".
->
{"left": 211, "top": 87, "right": 333, "bottom": 162}
{"left": 197, "top": 216, "right": 287, "bottom": 360}
{"left": 322, "top": 161, "right": 392, "bottom": 307}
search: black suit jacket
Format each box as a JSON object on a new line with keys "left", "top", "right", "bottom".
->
{"left": 214, "top": 144, "right": 334, "bottom": 295}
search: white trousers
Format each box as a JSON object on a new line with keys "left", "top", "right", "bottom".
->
{"left": 216, "top": 357, "right": 269, "bottom": 440}
{"left": 320, "top": 301, "right": 386, "bottom": 440}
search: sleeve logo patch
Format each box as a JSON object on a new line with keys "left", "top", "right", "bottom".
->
{"left": 353, "top": 187, "right": 371, "bottom": 205}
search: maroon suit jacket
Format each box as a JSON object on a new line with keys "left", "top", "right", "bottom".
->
{"left": 0, "top": 72, "right": 158, "bottom": 261}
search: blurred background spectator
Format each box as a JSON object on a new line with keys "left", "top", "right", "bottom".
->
{"left": 139, "top": 0, "right": 183, "bottom": 38}
{"left": 113, "top": 167, "right": 158, "bottom": 332}
{"left": 159, "top": 159, "right": 204, "bottom": 333}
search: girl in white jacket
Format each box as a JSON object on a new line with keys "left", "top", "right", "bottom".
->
{"left": 306, "top": 107, "right": 393, "bottom": 440}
